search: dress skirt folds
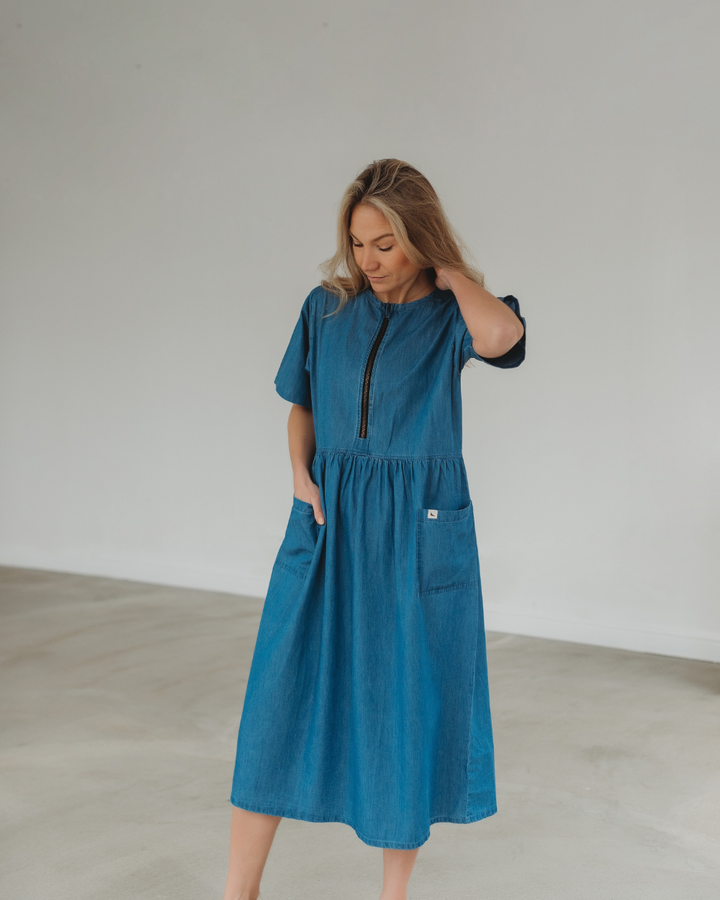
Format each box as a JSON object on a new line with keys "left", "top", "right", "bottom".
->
{"left": 230, "top": 285, "right": 526, "bottom": 849}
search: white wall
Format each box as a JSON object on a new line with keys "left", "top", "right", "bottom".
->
{"left": 1, "top": 1, "right": 719, "bottom": 662}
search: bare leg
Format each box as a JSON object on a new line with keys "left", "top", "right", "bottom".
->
{"left": 379, "top": 847, "right": 420, "bottom": 900}
{"left": 222, "top": 807, "right": 282, "bottom": 900}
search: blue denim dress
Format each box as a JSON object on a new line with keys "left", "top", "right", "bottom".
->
{"left": 230, "top": 285, "right": 526, "bottom": 849}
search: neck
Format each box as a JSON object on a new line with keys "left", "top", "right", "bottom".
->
{"left": 374, "top": 271, "right": 435, "bottom": 305}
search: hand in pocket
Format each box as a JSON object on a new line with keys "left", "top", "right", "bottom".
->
{"left": 293, "top": 481, "right": 325, "bottom": 525}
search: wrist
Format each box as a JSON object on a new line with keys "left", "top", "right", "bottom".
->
{"left": 436, "top": 267, "right": 466, "bottom": 292}
{"left": 292, "top": 465, "right": 314, "bottom": 489}
{"left": 444, "top": 269, "right": 468, "bottom": 291}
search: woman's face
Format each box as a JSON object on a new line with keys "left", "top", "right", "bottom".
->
{"left": 349, "top": 204, "right": 424, "bottom": 298}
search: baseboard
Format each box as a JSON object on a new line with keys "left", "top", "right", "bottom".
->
{"left": 0, "top": 548, "right": 269, "bottom": 600}
{"left": 2, "top": 550, "right": 719, "bottom": 664}
{"left": 484, "top": 605, "right": 720, "bottom": 664}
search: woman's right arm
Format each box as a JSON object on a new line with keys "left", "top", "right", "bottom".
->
{"left": 288, "top": 403, "right": 325, "bottom": 524}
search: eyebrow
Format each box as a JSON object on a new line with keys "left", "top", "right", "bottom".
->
{"left": 349, "top": 232, "right": 395, "bottom": 243}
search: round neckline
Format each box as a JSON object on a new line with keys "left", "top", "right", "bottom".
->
{"left": 365, "top": 286, "right": 439, "bottom": 312}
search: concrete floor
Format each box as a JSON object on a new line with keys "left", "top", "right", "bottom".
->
{"left": 1, "top": 566, "right": 719, "bottom": 900}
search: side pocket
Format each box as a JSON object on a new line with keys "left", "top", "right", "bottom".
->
{"left": 416, "top": 502, "right": 480, "bottom": 596}
{"left": 274, "top": 496, "right": 321, "bottom": 581}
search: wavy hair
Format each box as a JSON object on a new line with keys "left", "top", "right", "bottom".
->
{"left": 319, "top": 159, "right": 485, "bottom": 315}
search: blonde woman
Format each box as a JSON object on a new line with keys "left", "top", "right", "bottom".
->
{"left": 222, "top": 159, "right": 526, "bottom": 900}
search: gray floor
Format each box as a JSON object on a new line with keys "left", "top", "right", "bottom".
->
{"left": 1, "top": 566, "right": 719, "bottom": 900}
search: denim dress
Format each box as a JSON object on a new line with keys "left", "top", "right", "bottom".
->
{"left": 230, "top": 285, "right": 526, "bottom": 849}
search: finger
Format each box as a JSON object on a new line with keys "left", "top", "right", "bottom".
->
{"left": 314, "top": 505, "right": 325, "bottom": 525}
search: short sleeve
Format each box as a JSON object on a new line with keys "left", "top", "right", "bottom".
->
{"left": 460, "top": 294, "right": 526, "bottom": 370}
{"left": 274, "top": 292, "right": 313, "bottom": 408}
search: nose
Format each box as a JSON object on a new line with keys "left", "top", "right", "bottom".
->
{"left": 359, "top": 248, "right": 380, "bottom": 272}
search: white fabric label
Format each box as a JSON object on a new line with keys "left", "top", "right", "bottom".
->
{"left": 427, "top": 509, "right": 438, "bottom": 519}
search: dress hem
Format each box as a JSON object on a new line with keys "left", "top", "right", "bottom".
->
{"left": 229, "top": 797, "right": 498, "bottom": 850}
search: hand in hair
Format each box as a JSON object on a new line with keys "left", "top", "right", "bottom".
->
{"left": 434, "top": 266, "right": 456, "bottom": 291}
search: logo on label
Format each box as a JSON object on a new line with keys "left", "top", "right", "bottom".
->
{"left": 427, "top": 509, "right": 438, "bottom": 519}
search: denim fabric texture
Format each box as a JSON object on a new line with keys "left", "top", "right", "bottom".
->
{"left": 230, "top": 285, "right": 526, "bottom": 849}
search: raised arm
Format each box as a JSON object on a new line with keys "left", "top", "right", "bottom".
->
{"left": 288, "top": 403, "right": 325, "bottom": 524}
{"left": 435, "top": 267, "right": 525, "bottom": 359}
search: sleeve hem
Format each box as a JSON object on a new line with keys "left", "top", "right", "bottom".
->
{"left": 274, "top": 380, "right": 312, "bottom": 408}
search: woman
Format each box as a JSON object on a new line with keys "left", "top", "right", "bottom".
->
{"left": 222, "top": 159, "right": 526, "bottom": 900}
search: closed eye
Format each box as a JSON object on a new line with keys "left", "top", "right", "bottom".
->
{"left": 352, "top": 243, "right": 393, "bottom": 252}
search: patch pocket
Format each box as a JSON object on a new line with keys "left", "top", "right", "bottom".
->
{"left": 274, "top": 496, "right": 321, "bottom": 581}
{"left": 416, "top": 502, "right": 479, "bottom": 596}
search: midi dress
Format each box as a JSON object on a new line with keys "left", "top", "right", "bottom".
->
{"left": 230, "top": 284, "right": 526, "bottom": 850}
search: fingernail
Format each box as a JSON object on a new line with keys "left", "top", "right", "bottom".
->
{"left": 318, "top": 517, "right": 325, "bottom": 524}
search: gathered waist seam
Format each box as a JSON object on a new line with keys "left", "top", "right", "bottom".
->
{"left": 315, "top": 447, "right": 464, "bottom": 462}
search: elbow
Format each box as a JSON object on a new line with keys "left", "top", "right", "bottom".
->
{"left": 482, "top": 319, "right": 524, "bottom": 358}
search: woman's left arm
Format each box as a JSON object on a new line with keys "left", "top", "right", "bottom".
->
{"left": 435, "top": 268, "right": 524, "bottom": 359}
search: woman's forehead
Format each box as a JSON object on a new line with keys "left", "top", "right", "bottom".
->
{"left": 349, "top": 204, "right": 393, "bottom": 240}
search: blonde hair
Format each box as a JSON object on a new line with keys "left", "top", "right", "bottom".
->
{"left": 319, "top": 159, "right": 485, "bottom": 315}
